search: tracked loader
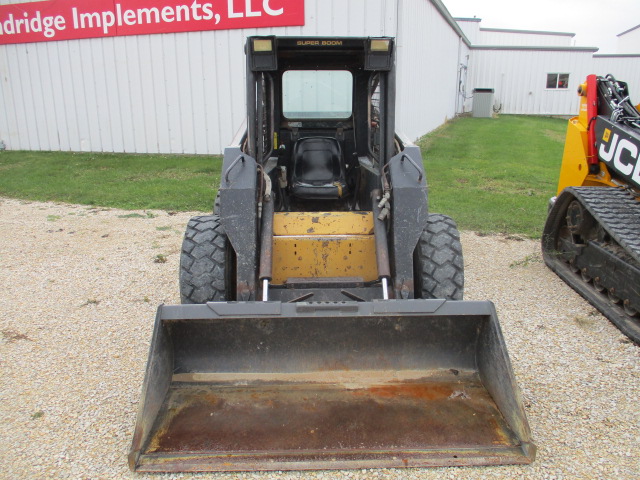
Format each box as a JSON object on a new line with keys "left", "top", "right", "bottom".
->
{"left": 129, "top": 36, "right": 535, "bottom": 472}
{"left": 543, "top": 74, "right": 640, "bottom": 344}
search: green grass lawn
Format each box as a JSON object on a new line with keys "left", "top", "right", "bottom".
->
{"left": 418, "top": 115, "right": 566, "bottom": 237}
{"left": 0, "top": 115, "right": 567, "bottom": 237}
{"left": 0, "top": 151, "right": 222, "bottom": 212}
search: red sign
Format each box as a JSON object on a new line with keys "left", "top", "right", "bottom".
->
{"left": 0, "top": 0, "right": 305, "bottom": 45}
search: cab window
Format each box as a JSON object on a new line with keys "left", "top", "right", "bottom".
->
{"left": 282, "top": 70, "right": 353, "bottom": 119}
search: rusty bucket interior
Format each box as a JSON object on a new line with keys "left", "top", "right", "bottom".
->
{"left": 129, "top": 300, "right": 535, "bottom": 472}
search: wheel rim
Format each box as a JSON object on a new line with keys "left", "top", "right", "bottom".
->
{"left": 593, "top": 277, "right": 605, "bottom": 292}
{"left": 565, "top": 200, "right": 595, "bottom": 237}
{"left": 623, "top": 300, "right": 638, "bottom": 317}
{"left": 565, "top": 201, "right": 583, "bottom": 233}
{"left": 557, "top": 226, "right": 577, "bottom": 266}
{"left": 608, "top": 288, "right": 621, "bottom": 304}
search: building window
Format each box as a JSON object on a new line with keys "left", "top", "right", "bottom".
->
{"left": 546, "top": 73, "right": 569, "bottom": 89}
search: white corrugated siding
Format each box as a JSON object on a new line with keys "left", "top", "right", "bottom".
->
{"left": 0, "top": 0, "right": 470, "bottom": 153}
{"left": 455, "top": 19, "right": 480, "bottom": 45}
{"left": 478, "top": 29, "right": 573, "bottom": 47}
{"left": 593, "top": 55, "right": 640, "bottom": 103}
{"left": 0, "top": 0, "right": 403, "bottom": 153}
{"left": 395, "top": 0, "right": 465, "bottom": 140}
{"left": 1, "top": 30, "right": 264, "bottom": 153}
{"left": 617, "top": 26, "right": 640, "bottom": 54}
{"left": 467, "top": 48, "right": 596, "bottom": 115}
{"left": 9, "top": 1, "right": 634, "bottom": 153}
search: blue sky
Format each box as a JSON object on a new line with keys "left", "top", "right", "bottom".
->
{"left": 443, "top": 0, "right": 640, "bottom": 53}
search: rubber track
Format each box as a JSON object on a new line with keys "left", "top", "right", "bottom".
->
{"left": 543, "top": 186, "right": 640, "bottom": 343}
{"left": 567, "top": 187, "right": 640, "bottom": 264}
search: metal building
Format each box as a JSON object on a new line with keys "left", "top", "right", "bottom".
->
{"left": 456, "top": 18, "right": 574, "bottom": 48}
{"left": 458, "top": 18, "right": 640, "bottom": 116}
{"left": 0, "top": 0, "right": 468, "bottom": 154}
{"left": 0, "top": 0, "right": 638, "bottom": 154}
{"left": 466, "top": 46, "right": 599, "bottom": 115}
{"left": 593, "top": 54, "right": 640, "bottom": 97}
{"left": 477, "top": 28, "right": 574, "bottom": 47}
{"left": 617, "top": 24, "right": 640, "bottom": 54}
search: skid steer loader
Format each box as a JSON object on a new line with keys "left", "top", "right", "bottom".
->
{"left": 543, "top": 74, "right": 640, "bottom": 343}
{"left": 129, "top": 36, "right": 535, "bottom": 472}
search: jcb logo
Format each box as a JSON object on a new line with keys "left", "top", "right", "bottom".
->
{"left": 599, "top": 129, "right": 640, "bottom": 185}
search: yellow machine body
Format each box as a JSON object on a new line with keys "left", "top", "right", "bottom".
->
{"left": 271, "top": 211, "right": 378, "bottom": 284}
{"left": 556, "top": 86, "right": 616, "bottom": 195}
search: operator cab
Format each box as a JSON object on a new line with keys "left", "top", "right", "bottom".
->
{"left": 242, "top": 36, "right": 397, "bottom": 212}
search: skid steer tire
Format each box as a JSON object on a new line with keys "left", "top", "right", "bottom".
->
{"left": 414, "top": 213, "right": 464, "bottom": 300}
{"left": 180, "top": 215, "right": 233, "bottom": 303}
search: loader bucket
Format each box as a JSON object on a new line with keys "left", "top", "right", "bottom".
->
{"left": 129, "top": 300, "right": 535, "bottom": 472}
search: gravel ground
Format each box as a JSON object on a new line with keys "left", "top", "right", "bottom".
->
{"left": 0, "top": 197, "right": 638, "bottom": 480}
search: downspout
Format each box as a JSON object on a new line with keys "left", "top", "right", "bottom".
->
{"left": 456, "top": 36, "right": 462, "bottom": 115}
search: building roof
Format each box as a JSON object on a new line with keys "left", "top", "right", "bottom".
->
{"left": 471, "top": 45, "right": 598, "bottom": 52}
{"left": 617, "top": 24, "right": 640, "bottom": 37}
{"left": 429, "top": 0, "right": 472, "bottom": 46}
{"left": 479, "top": 27, "right": 575, "bottom": 38}
{"left": 594, "top": 53, "right": 640, "bottom": 58}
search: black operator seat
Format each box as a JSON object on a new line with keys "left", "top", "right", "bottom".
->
{"left": 290, "top": 137, "right": 348, "bottom": 200}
